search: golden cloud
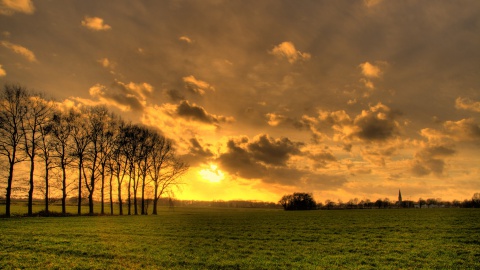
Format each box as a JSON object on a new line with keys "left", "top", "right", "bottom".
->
{"left": 359, "top": 62, "right": 381, "bottom": 78}
{"left": 455, "top": 97, "right": 480, "bottom": 113}
{"left": 81, "top": 16, "right": 111, "bottom": 31}
{"left": 270, "top": 41, "right": 311, "bottom": 64}
{"left": 0, "top": 0, "right": 34, "bottom": 15}
{"left": 1, "top": 41, "right": 37, "bottom": 62}
{"left": 183, "top": 75, "right": 215, "bottom": 95}
{"left": 0, "top": 64, "right": 5, "bottom": 76}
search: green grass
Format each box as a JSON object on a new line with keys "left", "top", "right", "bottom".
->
{"left": 1, "top": 208, "right": 479, "bottom": 269}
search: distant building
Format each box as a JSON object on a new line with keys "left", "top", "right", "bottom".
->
{"left": 398, "top": 189, "right": 402, "bottom": 204}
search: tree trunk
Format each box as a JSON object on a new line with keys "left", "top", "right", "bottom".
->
{"left": 100, "top": 166, "right": 105, "bottom": 215}
{"left": 77, "top": 160, "right": 82, "bottom": 215}
{"left": 141, "top": 175, "right": 146, "bottom": 215}
{"left": 152, "top": 183, "right": 158, "bottom": 215}
{"left": 109, "top": 173, "right": 114, "bottom": 215}
{"left": 28, "top": 158, "right": 34, "bottom": 216}
{"left": 127, "top": 178, "right": 131, "bottom": 215}
{"left": 44, "top": 162, "right": 49, "bottom": 216}
{"left": 5, "top": 160, "right": 15, "bottom": 217}
{"left": 61, "top": 162, "right": 67, "bottom": 215}
{"left": 89, "top": 173, "right": 95, "bottom": 215}
{"left": 117, "top": 172, "right": 123, "bottom": 215}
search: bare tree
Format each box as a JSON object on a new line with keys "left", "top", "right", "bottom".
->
{"left": 70, "top": 109, "right": 90, "bottom": 215}
{"left": 21, "top": 92, "right": 52, "bottom": 215}
{"left": 83, "top": 106, "right": 109, "bottom": 215}
{"left": 37, "top": 107, "right": 55, "bottom": 215}
{"left": 110, "top": 120, "right": 129, "bottom": 215}
{"left": 95, "top": 110, "right": 116, "bottom": 215}
{"left": 0, "top": 84, "right": 28, "bottom": 217}
{"left": 50, "top": 110, "right": 74, "bottom": 214}
{"left": 148, "top": 134, "right": 188, "bottom": 215}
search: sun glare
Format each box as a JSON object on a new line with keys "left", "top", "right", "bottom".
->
{"left": 199, "top": 164, "right": 225, "bottom": 183}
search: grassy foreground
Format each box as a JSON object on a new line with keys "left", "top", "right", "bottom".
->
{"left": 0, "top": 207, "right": 479, "bottom": 269}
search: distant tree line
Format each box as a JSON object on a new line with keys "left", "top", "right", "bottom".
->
{"left": 0, "top": 84, "right": 188, "bottom": 217}
{"left": 280, "top": 193, "right": 480, "bottom": 210}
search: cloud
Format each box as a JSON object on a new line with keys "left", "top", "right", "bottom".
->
{"left": 0, "top": 64, "right": 5, "bottom": 76}
{"left": 443, "top": 118, "right": 480, "bottom": 142}
{"left": 179, "top": 36, "right": 192, "bottom": 43}
{"left": 359, "top": 62, "right": 381, "bottom": 78}
{"left": 307, "top": 150, "right": 337, "bottom": 168}
{"left": 98, "top": 57, "right": 115, "bottom": 69}
{"left": 455, "top": 97, "right": 480, "bottom": 113}
{"left": 166, "top": 89, "right": 185, "bottom": 102}
{"left": 1, "top": 41, "right": 36, "bottom": 62}
{"left": 411, "top": 144, "right": 456, "bottom": 177}
{"left": 176, "top": 100, "right": 234, "bottom": 124}
{"left": 265, "top": 113, "right": 287, "bottom": 127}
{"left": 0, "top": 0, "right": 34, "bottom": 15}
{"left": 217, "top": 135, "right": 307, "bottom": 185}
{"left": 78, "top": 80, "right": 152, "bottom": 111}
{"left": 81, "top": 16, "right": 111, "bottom": 31}
{"left": 247, "top": 134, "right": 303, "bottom": 166}
{"left": 180, "top": 137, "right": 215, "bottom": 166}
{"left": 352, "top": 103, "right": 401, "bottom": 142}
{"left": 421, "top": 118, "right": 480, "bottom": 143}
{"left": 363, "top": 0, "right": 383, "bottom": 8}
{"left": 182, "top": 75, "right": 215, "bottom": 95}
{"left": 270, "top": 41, "right": 311, "bottom": 64}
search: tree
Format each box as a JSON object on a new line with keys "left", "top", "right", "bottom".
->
{"left": 83, "top": 106, "right": 108, "bottom": 215}
{"left": 50, "top": 110, "right": 74, "bottom": 214}
{"left": 21, "top": 92, "right": 53, "bottom": 215}
{"left": 418, "top": 198, "right": 426, "bottom": 208}
{"left": 148, "top": 134, "right": 188, "bottom": 215}
{"left": 70, "top": 109, "right": 90, "bottom": 215}
{"left": 472, "top": 193, "right": 480, "bottom": 208}
{"left": 37, "top": 110, "right": 55, "bottom": 215}
{"left": 0, "top": 84, "right": 28, "bottom": 217}
{"left": 279, "top": 192, "right": 317, "bottom": 210}
{"left": 110, "top": 120, "right": 129, "bottom": 215}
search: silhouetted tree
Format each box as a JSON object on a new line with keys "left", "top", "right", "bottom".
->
{"left": 0, "top": 84, "right": 28, "bottom": 217}
{"left": 70, "top": 109, "right": 90, "bottom": 215}
{"left": 149, "top": 143, "right": 188, "bottom": 214}
{"left": 50, "top": 110, "right": 74, "bottom": 214}
{"left": 418, "top": 198, "right": 426, "bottom": 208}
{"left": 37, "top": 111, "right": 55, "bottom": 215}
{"left": 21, "top": 92, "right": 53, "bottom": 215}
{"left": 472, "top": 193, "right": 480, "bottom": 208}
{"left": 279, "top": 192, "right": 316, "bottom": 210}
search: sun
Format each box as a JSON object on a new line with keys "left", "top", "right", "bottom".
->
{"left": 198, "top": 164, "right": 225, "bottom": 183}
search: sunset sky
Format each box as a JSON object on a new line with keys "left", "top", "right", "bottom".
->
{"left": 1, "top": 0, "right": 479, "bottom": 203}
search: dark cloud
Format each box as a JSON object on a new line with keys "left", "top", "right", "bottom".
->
{"left": 247, "top": 134, "right": 303, "bottom": 166}
{"left": 87, "top": 80, "right": 152, "bottom": 111}
{"left": 217, "top": 135, "right": 306, "bottom": 185}
{"left": 217, "top": 138, "right": 267, "bottom": 179}
{"left": 166, "top": 89, "right": 185, "bottom": 102}
{"left": 180, "top": 137, "right": 215, "bottom": 166}
{"left": 352, "top": 104, "right": 401, "bottom": 142}
{"left": 411, "top": 145, "right": 456, "bottom": 176}
{"left": 308, "top": 150, "right": 337, "bottom": 168}
{"left": 176, "top": 100, "right": 232, "bottom": 124}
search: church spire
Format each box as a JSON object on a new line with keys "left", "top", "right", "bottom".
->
{"left": 398, "top": 189, "right": 402, "bottom": 203}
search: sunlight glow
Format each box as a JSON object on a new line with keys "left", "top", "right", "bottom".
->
{"left": 198, "top": 164, "right": 224, "bottom": 183}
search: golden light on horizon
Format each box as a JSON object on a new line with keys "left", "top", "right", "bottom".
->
{"left": 198, "top": 164, "right": 225, "bottom": 183}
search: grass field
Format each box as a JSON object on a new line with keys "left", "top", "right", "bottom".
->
{"left": 1, "top": 207, "right": 479, "bottom": 269}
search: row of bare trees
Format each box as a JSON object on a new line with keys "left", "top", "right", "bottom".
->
{"left": 0, "top": 84, "right": 188, "bottom": 217}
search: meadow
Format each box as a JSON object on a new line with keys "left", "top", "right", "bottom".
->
{"left": 1, "top": 206, "right": 479, "bottom": 269}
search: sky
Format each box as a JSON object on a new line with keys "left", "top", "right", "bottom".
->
{"left": 1, "top": 0, "right": 480, "bottom": 203}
